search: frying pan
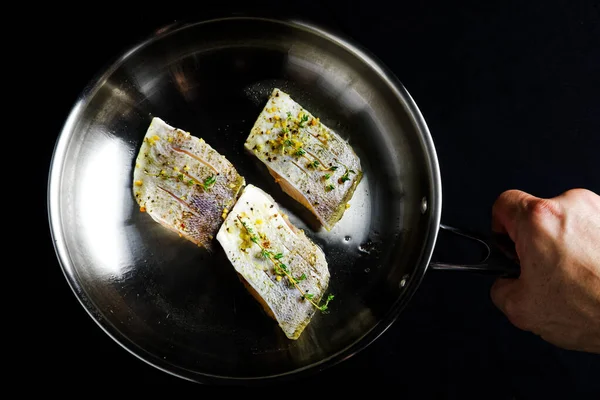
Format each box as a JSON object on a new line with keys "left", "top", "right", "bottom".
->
{"left": 47, "top": 17, "right": 519, "bottom": 384}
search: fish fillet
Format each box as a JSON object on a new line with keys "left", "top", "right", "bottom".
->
{"left": 133, "top": 117, "right": 245, "bottom": 250}
{"left": 216, "top": 184, "right": 331, "bottom": 340}
{"left": 244, "top": 88, "right": 362, "bottom": 230}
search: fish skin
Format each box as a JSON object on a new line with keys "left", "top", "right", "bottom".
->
{"left": 244, "top": 88, "right": 362, "bottom": 231}
{"left": 216, "top": 184, "right": 330, "bottom": 340}
{"left": 133, "top": 117, "right": 245, "bottom": 249}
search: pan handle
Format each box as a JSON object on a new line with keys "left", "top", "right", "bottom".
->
{"left": 429, "top": 224, "right": 520, "bottom": 278}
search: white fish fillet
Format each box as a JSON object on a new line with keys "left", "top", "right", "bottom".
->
{"left": 133, "top": 117, "right": 245, "bottom": 249}
{"left": 216, "top": 184, "right": 330, "bottom": 340}
{"left": 245, "top": 88, "right": 362, "bottom": 230}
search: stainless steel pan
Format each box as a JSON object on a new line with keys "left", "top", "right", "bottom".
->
{"left": 48, "top": 17, "right": 518, "bottom": 384}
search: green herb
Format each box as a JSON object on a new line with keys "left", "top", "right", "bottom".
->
{"left": 274, "top": 261, "right": 289, "bottom": 276}
{"left": 329, "top": 166, "right": 339, "bottom": 171}
{"left": 284, "top": 139, "right": 293, "bottom": 147}
{"left": 326, "top": 184, "right": 335, "bottom": 192}
{"left": 324, "top": 173, "right": 331, "bottom": 179}
{"left": 282, "top": 127, "right": 289, "bottom": 134}
{"left": 287, "top": 111, "right": 292, "bottom": 118}
{"left": 261, "top": 249, "right": 272, "bottom": 259}
{"left": 274, "top": 253, "right": 284, "bottom": 259}
{"left": 177, "top": 173, "right": 185, "bottom": 182}
{"left": 318, "top": 294, "right": 335, "bottom": 313}
{"left": 250, "top": 236, "right": 259, "bottom": 243}
{"left": 295, "top": 148, "right": 306, "bottom": 156}
{"left": 296, "top": 273, "right": 307, "bottom": 282}
{"left": 340, "top": 168, "right": 354, "bottom": 184}
{"left": 202, "top": 175, "right": 217, "bottom": 190}
{"left": 298, "top": 114, "right": 309, "bottom": 128}
{"left": 312, "top": 160, "right": 320, "bottom": 168}
{"left": 304, "top": 293, "right": 314, "bottom": 300}
{"left": 241, "top": 221, "right": 253, "bottom": 234}
{"left": 187, "top": 179, "right": 195, "bottom": 186}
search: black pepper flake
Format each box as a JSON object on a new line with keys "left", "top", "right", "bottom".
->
{"left": 307, "top": 190, "right": 311, "bottom": 194}
{"left": 270, "top": 205, "right": 274, "bottom": 208}
{"left": 275, "top": 92, "right": 279, "bottom": 97}
{"left": 314, "top": 202, "right": 319, "bottom": 206}
{"left": 250, "top": 208, "right": 254, "bottom": 211}
{"left": 267, "top": 157, "right": 272, "bottom": 162}
{"left": 273, "top": 157, "right": 277, "bottom": 161}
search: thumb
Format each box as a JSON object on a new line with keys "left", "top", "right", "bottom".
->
{"left": 492, "top": 189, "right": 540, "bottom": 242}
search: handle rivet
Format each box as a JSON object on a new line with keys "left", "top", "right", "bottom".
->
{"left": 399, "top": 274, "right": 409, "bottom": 288}
{"left": 420, "top": 197, "right": 428, "bottom": 214}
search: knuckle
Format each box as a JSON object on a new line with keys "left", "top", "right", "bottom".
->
{"left": 497, "top": 189, "right": 526, "bottom": 204}
{"left": 526, "top": 198, "right": 562, "bottom": 223}
{"left": 562, "top": 188, "right": 594, "bottom": 199}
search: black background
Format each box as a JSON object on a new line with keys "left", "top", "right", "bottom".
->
{"left": 35, "top": 0, "right": 599, "bottom": 396}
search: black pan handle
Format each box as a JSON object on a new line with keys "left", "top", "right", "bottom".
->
{"left": 429, "top": 224, "right": 521, "bottom": 278}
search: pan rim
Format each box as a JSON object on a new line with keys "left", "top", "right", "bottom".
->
{"left": 47, "top": 16, "right": 442, "bottom": 384}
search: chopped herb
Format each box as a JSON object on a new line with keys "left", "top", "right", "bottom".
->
{"left": 202, "top": 175, "right": 217, "bottom": 190}
{"left": 282, "top": 127, "right": 289, "bottom": 134}
{"left": 329, "top": 166, "right": 339, "bottom": 171}
{"left": 298, "top": 114, "right": 309, "bottom": 128}
{"left": 250, "top": 236, "right": 259, "bottom": 243}
{"left": 295, "top": 148, "right": 306, "bottom": 156}
{"left": 186, "top": 179, "right": 195, "bottom": 186}
{"left": 296, "top": 273, "right": 307, "bottom": 282}
{"left": 340, "top": 168, "right": 354, "bottom": 183}
{"left": 274, "top": 253, "right": 284, "bottom": 259}
{"left": 324, "top": 173, "right": 331, "bottom": 179}
{"left": 284, "top": 139, "right": 293, "bottom": 147}
{"left": 312, "top": 160, "right": 320, "bottom": 168}
{"left": 304, "top": 293, "right": 314, "bottom": 300}
{"left": 177, "top": 173, "right": 185, "bottom": 182}
{"left": 326, "top": 184, "right": 335, "bottom": 192}
{"left": 279, "top": 263, "right": 288, "bottom": 272}
{"left": 286, "top": 111, "right": 292, "bottom": 118}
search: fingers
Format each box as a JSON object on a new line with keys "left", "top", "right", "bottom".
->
{"left": 490, "top": 278, "right": 516, "bottom": 312}
{"left": 492, "top": 190, "right": 539, "bottom": 242}
{"left": 490, "top": 278, "right": 530, "bottom": 330}
{"left": 491, "top": 278, "right": 533, "bottom": 332}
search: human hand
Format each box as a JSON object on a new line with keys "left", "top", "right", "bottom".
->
{"left": 490, "top": 188, "right": 600, "bottom": 354}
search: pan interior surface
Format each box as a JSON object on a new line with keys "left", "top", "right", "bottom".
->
{"left": 48, "top": 18, "right": 440, "bottom": 382}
